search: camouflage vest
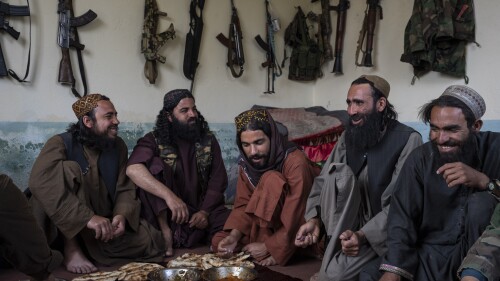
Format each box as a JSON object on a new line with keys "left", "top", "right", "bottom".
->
{"left": 401, "top": 0, "right": 475, "bottom": 84}
{"left": 157, "top": 132, "right": 213, "bottom": 193}
{"left": 284, "top": 6, "right": 322, "bottom": 81}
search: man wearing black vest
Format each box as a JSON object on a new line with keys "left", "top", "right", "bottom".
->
{"left": 127, "top": 89, "right": 231, "bottom": 258}
{"left": 295, "top": 75, "right": 423, "bottom": 281}
{"left": 29, "top": 94, "right": 166, "bottom": 274}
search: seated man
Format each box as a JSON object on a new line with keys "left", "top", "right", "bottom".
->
{"left": 1, "top": 174, "right": 63, "bottom": 281}
{"left": 458, "top": 202, "right": 500, "bottom": 281}
{"left": 127, "top": 89, "right": 231, "bottom": 257}
{"left": 29, "top": 94, "right": 166, "bottom": 274}
{"left": 295, "top": 75, "right": 422, "bottom": 281}
{"left": 361, "top": 85, "right": 500, "bottom": 281}
{"left": 212, "top": 109, "right": 321, "bottom": 266}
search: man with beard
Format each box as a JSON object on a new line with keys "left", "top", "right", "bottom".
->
{"left": 212, "top": 109, "right": 321, "bottom": 266}
{"left": 126, "top": 89, "right": 231, "bottom": 257}
{"left": 359, "top": 85, "right": 500, "bottom": 281}
{"left": 29, "top": 94, "right": 166, "bottom": 274}
{"left": 295, "top": 75, "right": 423, "bottom": 281}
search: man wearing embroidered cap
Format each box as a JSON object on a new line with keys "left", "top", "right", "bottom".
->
{"left": 295, "top": 75, "right": 423, "bottom": 281}
{"left": 362, "top": 85, "right": 500, "bottom": 281}
{"left": 29, "top": 94, "right": 166, "bottom": 274}
{"left": 127, "top": 89, "right": 231, "bottom": 257}
{"left": 212, "top": 109, "right": 321, "bottom": 266}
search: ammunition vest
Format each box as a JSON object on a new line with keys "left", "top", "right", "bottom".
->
{"left": 284, "top": 6, "right": 322, "bottom": 81}
{"left": 157, "top": 132, "right": 213, "bottom": 193}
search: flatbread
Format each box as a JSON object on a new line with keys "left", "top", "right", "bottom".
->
{"left": 71, "top": 262, "right": 164, "bottom": 281}
{"left": 167, "top": 252, "right": 254, "bottom": 270}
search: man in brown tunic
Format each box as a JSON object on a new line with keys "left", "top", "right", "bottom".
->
{"left": 1, "top": 173, "right": 63, "bottom": 281}
{"left": 29, "top": 94, "right": 166, "bottom": 274}
{"left": 127, "top": 89, "right": 231, "bottom": 257}
{"left": 212, "top": 109, "right": 321, "bottom": 266}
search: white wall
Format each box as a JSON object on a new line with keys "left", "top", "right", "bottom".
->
{"left": 1, "top": 0, "right": 499, "bottom": 124}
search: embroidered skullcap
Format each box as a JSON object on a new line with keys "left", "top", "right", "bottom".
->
{"left": 441, "top": 85, "right": 486, "bottom": 119}
{"left": 72, "top": 94, "right": 104, "bottom": 119}
{"left": 359, "top": 75, "right": 390, "bottom": 98}
{"left": 235, "top": 109, "right": 268, "bottom": 133}
{"left": 163, "top": 89, "right": 194, "bottom": 111}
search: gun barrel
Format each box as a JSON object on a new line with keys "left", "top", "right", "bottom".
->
{"left": 0, "top": 43, "right": 7, "bottom": 77}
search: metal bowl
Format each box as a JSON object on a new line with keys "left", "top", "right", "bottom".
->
{"left": 201, "top": 266, "right": 258, "bottom": 281}
{"left": 148, "top": 268, "right": 202, "bottom": 281}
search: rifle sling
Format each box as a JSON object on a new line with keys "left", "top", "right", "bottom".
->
{"left": 7, "top": 0, "right": 30, "bottom": 83}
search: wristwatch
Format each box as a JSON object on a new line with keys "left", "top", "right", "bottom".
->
{"left": 487, "top": 179, "right": 500, "bottom": 199}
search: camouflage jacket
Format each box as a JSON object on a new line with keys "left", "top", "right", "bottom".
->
{"left": 400, "top": 0, "right": 475, "bottom": 82}
{"left": 458, "top": 202, "right": 500, "bottom": 281}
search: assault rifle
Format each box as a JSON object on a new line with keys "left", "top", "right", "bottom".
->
{"left": 355, "top": 0, "right": 382, "bottom": 67}
{"left": 216, "top": 0, "right": 244, "bottom": 78}
{"left": 183, "top": 0, "right": 205, "bottom": 93}
{"left": 0, "top": 0, "right": 30, "bottom": 80}
{"left": 142, "top": 0, "right": 176, "bottom": 84}
{"left": 331, "top": 0, "right": 349, "bottom": 74}
{"left": 57, "top": 0, "right": 97, "bottom": 98}
{"left": 255, "top": 0, "right": 281, "bottom": 94}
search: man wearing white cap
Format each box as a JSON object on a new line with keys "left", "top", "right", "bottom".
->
{"left": 295, "top": 75, "right": 423, "bottom": 281}
{"left": 361, "top": 85, "right": 500, "bottom": 281}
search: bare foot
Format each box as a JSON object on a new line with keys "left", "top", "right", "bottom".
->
{"left": 63, "top": 238, "right": 97, "bottom": 274}
{"left": 257, "top": 256, "right": 277, "bottom": 266}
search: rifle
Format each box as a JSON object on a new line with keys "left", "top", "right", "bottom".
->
{"left": 142, "top": 0, "right": 176, "bottom": 84}
{"left": 255, "top": 0, "right": 281, "bottom": 94}
{"left": 0, "top": 0, "right": 30, "bottom": 80}
{"left": 57, "top": 0, "right": 97, "bottom": 98}
{"left": 310, "top": 0, "right": 334, "bottom": 63}
{"left": 183, "top": 0, "right": 205, "bottom": 93}
{"left": 355, "top": 0, "right": 382, "bottom": 67}
{"left": 331, "top": 0, "right": 349, "bottom": 74}
{"left": 216, "top": 0, "right": 244, "bottom": 78}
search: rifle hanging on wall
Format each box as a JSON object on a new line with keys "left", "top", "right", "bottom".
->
{"left": 141, "top": 0, "right": 176, "bottom": 84}
{"left": 0, "top": 0, "right": 31, "bottom": 82}
{"left": 255, "top": 0, "right": 281, "bottom": 94}
{"left": 57, "top": 0, "right": 97, "bottom": 98}
{"left": 216, "top": 0, "right": 245, "bottom": 78}
{"left": 309, "top": 0, "right": 334, "bottom": 64}
{"left": 183, "top": 0, "right": 205, "bottom": 93}
{"left": 331, "top": 0, "right": 349, "bottom": 74}
{"left": 355, "top": 0, "right": 382, "bottom": 67}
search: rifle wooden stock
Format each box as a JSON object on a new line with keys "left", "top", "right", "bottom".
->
{"left": 362, "top": 5, "right": 377, "bottom": 67}
{"left": 58, "top": 47, "right": 74, "bottom": 85}
{"left": 331, "top": 0, "right": 349, "bottom": 74}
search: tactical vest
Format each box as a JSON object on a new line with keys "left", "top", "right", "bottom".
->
{"left": 58, "top": 132, "right": 119, "bottom": 202}
{"left": 157, "top": 132, "right": 213, "bottom": 193}
{"left": 284, "top": 6, "right": 322, "bottom": 81}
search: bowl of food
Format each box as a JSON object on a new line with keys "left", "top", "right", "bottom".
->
{"left": 148, "top": 268, "right": 202, "bottom": 281}
{"left": 201, "top": 266, "right": 258, "bottom": 281}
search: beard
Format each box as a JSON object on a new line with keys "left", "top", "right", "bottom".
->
{"left": 248, "top": 153, "right": 269, "bottom": 169}
{"left": 433, "top": 132, "right": 478, "bottom": 167}
{"left": 172, "top": 116, "right": 202, "bottom": 141}
{"left": 83, "top": 126, "right": 117, "bottom": 151}
{"left": 345, "top": 110, "right": 384, "bottom": 151}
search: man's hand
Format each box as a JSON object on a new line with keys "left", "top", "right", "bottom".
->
{"left": 164, "top": 193, "right": 189, "bottom": 224}
{"left": 218, "top": 233, "right": 239, "bottom": 254}
{"left": 243, "top": 242, "right": 269, "bottom": 260}
{"left": 437, "top": 162, "right": 490, "bottom": 189}
{"left": 189, "top": 210, "right": 209, "bottom": 229}
{"left": 87, "top": 215, "right": 114, "bottom": 242}
{"left": 340, "top": 230, "right": 365, "bottom": 256}
{"left": 379, "top": 272, "right": 401, "bottom": 281}
{"left": 295, "top": 218, "right": 321, "bottom": 248}
{"left": 111, "top": 215, "right": 126, "bottom": 237}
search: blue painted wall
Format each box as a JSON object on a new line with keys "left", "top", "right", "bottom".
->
{"left": 1, "top": 120, "right": 499, "bottom": 202}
